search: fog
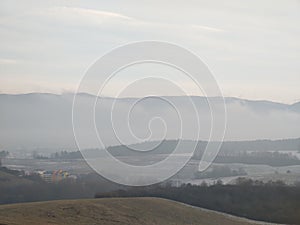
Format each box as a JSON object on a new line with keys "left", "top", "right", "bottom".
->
{"left": 0, "top": 93, "right": 299, "bottom": 151}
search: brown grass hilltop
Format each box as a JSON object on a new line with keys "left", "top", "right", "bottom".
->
{"left": 0, "top": 197, "right": 276, "bottom": 225}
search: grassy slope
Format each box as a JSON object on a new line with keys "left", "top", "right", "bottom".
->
{"left": 0, "top": 198, "right": 274, "bottom": 225}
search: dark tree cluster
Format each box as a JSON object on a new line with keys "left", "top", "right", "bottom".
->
{"left": 214, "top": 151, "right": 300, "bottom": 166}
{"left": 0, "top": 168, "right": 122, "bottom": 204}
{"left": 194, "top": 165, "right": 247, "bottom": 179}
{"left": 96, "top": 179, "right": 300, "bottom": 224}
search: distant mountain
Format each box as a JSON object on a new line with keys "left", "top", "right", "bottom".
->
{"left": 291, "top": 102, "right": 300, "bottom": 112}
{"left": 0, "top": 93, "right": 299, "bottom": 151}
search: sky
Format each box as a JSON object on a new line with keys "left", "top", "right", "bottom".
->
{"left": 0, "top": 0, "right": 299, "bottom": 103}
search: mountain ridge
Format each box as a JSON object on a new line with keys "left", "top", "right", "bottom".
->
{"left": 0, "top": 92, "right": 299, "bottom": 106}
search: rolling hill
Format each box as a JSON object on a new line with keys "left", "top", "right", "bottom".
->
{"left": 0, "top": 197, "right": 275, "bottom": 225}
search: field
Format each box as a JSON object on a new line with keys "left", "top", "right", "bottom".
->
{"left": 0, "top": 198, "right": 275, "bottom": 225}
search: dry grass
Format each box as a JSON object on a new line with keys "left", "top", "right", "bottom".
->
{"left": 0, "top": 197, "right": 274, "bottom": 225}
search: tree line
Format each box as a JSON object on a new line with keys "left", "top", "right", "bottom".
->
{"left": 95, "top": 178, "right": 300, "bottom": 224}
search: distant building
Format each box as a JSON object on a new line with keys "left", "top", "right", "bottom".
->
{"left": 37, "top": 170, "right": 76, "bottom": 183}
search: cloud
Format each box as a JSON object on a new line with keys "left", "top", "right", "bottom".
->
{"left": 57, "top": 7, "right": 134, "bottom": 21}
{"left": 40, "top": 6, "right": 136, "bottom": 27}
{"left": 191, "top": 24, "right": 224, "bottom": 32}
{"left": 0, "top": 58, "right": 17, "bottom": 65}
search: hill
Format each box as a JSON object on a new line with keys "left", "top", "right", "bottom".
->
{"left": 0, "top": 197, "right": 276, "bottom": 225}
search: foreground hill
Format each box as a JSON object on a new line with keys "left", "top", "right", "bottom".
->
{"left": 0, "top": 198, "right": 274, "bottom": 225}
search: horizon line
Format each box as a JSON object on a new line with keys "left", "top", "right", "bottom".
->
{"left": 0, "top": 91, "right": 299, "bottom": 105}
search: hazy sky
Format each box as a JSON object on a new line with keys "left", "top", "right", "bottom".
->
{"left": 0, "top": 0, "right": 299, "bottom": 103}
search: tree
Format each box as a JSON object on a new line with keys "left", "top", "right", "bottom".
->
{"left": 0, "top": 150, "right": 8, "bottom": 158}
{"left": 0, "top": 150, "right": 9, "bottom": 167}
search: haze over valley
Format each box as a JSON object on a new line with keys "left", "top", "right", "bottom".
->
{"left": 1, "top": 93, "right": 300, "bottom": 151}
